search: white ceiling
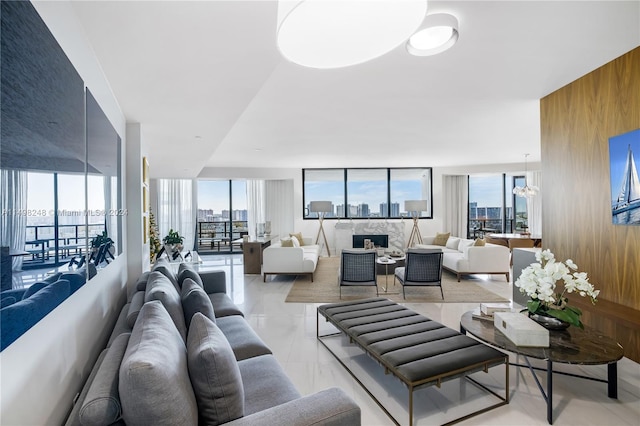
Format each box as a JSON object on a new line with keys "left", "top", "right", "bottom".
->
{"left": 70, "top": 1, "right": 640, "bottom": 178}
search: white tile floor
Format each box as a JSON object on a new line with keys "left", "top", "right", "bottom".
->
{"left": 199, "top": 254, "right": 640, "bottom": 426}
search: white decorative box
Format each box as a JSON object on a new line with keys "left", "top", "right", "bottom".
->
{"left": 494, "top": 312, "right": 549, "bottom": 347}
{"left": 480, "top": 302, "right": 512, "bottom": 316}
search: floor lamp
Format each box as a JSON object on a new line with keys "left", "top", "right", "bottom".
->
{"left": 309, "top": 201, "right": 332, "bottom": 257}
{"left": 405, "top": 200, "right": 428, "bottom": 248}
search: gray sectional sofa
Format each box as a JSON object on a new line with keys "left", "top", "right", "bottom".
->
{"left": 65, "top": 259, "right": 360, "bottom": 425}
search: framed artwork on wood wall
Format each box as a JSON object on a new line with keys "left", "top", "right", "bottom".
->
{"left": 609, "top": 128, "right": 640, "bottom": 225}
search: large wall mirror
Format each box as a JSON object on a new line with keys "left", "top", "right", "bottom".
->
{"left": 0, "top": 1, "right": 122, "bottom": 351}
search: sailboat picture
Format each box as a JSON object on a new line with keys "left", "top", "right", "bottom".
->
{"left": 609, "top": 128, "right": 640, "bottom": 225}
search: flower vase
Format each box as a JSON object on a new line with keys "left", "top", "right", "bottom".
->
{"left": 529, "top": 312, "right": 571, "bottom": 330}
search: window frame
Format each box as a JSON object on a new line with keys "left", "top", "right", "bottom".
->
{"left": 302, "top": 167, "right": 433, "bottom": 220}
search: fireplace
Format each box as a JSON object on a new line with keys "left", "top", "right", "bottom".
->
{"left": 352, "top": 234, "right": 389, "bottom": 249}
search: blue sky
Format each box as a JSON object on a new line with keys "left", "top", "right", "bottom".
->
{"left": 197, "top": 180, "right": 247, "bottom": 212}
{"left": 609, "top": 129, "right": 640, "bottom": 203}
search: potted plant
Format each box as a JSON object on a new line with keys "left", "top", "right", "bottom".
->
{"left": 163, "top": 229, "right": 184, "bottom": 254}
{"left": 91, "top": 230, "right": 113, "bottom": 249}
{"left": 515, "top": 249, "right": 600, "bottom": 329}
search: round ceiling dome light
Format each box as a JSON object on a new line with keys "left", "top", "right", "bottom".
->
{"left": 406, "top": 13, "right": 459, "bottom": 56}
{"left": 277, "top": 0, "right": 428, "bottom": 69}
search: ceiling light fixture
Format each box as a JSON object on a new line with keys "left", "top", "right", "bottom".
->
{"left": 513, "top": 154, "right": 539, "bottom": 198}
{"left": 406, "top": 13, "right": 459, "bottom": 56}
{"left": 277, "top": 0, "right": 428, "bottom": 69}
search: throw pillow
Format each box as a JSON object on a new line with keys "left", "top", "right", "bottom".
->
{"left": 289, "top": 232, "right": 304, "bottom": 246}
{"left": 126, "top": 291, "right": 145, "bottom": 328}
{"left": 22, "top": 282, "right": 47, "bottom": 299}
{"left": 135, "top": 271, "right": 150, "bottom": 292}
{"left": 458, "top": 239, "right": 474, "bottom": 252}
{"left": 187, "top": 313, "right": 244, "bottom": 425}
{"left": 152, "top": 264, "right": 180, "bottom": 292}
{"left": 178, "top": 263, "right": 203, "bottom": 288}
{"left": 182, "top": 278, "right": 216, "bottom": 328}
{"left": 445, "top": 237, "right": 461, "bottom": 251}
{"left": 119, "top": 301, "right": 198, "bottom": 426}
{"left": 145, "top": 271, "right": 188, "bottom": 342}
{"left": 280, "top": 237, "right": 294, "bottom": 247}
{"left": 79, "top": 333, "right": 130, "bottom": 426}
{"left": 473, "top": 238, "right": 486, "bottom": 246}
{"left": 433, "top": 232, "right": 450, "bottom": 246}
{"left": 290, "top": 236, "right": 300, "bottom": 247}
{"left": 0, "top": 296, "right": 17, "bottom": 308}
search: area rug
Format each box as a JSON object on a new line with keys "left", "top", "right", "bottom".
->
{"left": 285, "top": 257, "right": 508, "bottom": 303}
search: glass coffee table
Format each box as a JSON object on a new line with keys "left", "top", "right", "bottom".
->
{"left": 460, "top": 311, "right": 624, "bottom": 424}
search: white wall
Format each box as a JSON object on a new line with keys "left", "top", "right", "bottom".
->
{"left": 0, "top": 2, "right": 129, "bottom": 424}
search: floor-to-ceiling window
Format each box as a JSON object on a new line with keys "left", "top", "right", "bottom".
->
{"left": 468, "top": 174, "right": 525, "bottom": 237}
{"left": 22, "top": 171, "right": 110, "bottom": 269}
{"left": 196, "top": 180, "right": 248, "bottom": 253}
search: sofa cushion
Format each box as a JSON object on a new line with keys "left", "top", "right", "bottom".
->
{"left": 135, "top": 271, "right": 150, "bottom": 292}
{"left": 182, "top": 278, "right": 216, "bottom": 328}
{"left": 216, "top": 315, "right": 272, "bottom": 360}
{"left": 289, "top": 232, "right": 304, "bottom": 246}
{"left": 59, "top": 271, "right": 87, "bottom": 294}
{"left": 145, "top": 271, "right": 187, "bottom": 342}
{"left": 280, "top": 237, "right": 294, "bottom": 247}
{"left": 107, "top": 303, "right": 132, "bottom": 348}
{"left": 458, "top": 239, "right": 474, "bottom": 252}
{"left": 187, "top": 313, "right": 244, "bottom": 425}
{"left": 0, "top": 279, "right": 70, "bottom": 351}
{"left": 238, "top": 355, "right": 301, "bottom": 415}
{"left": 119, "top": 301, "right": 198, "bottom": 426}
{"left": 208, "top": 293, "right": 244, "bottom": 318}
{"left": 22, "top": 282, "right": 47, "bottom": 299}
{"left": 445, "top": 237, "right": 461, "bottom": 251}
{"left": 152, "top": 263, "right": 180, "bottom": 291}
{"left": 127, "top": 291, "right": 145, "bottom": 328}
{"left": 433, "top": 232, "right": 450, "bottom": 246}
{"left": 178, "top": 263, "right": 203, "bottom": 288}
{"left": 0, "top": 296, "right": 17, "bottom": 308}
{"left": 473, "top": 238, "right": 486, "bottom": 246}
{"left": 79, "top": 333, "right": 130, "bottom": 426}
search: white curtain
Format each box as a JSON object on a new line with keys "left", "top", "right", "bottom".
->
{"left": 157, "top": 179, "right": 195, "bottom": 251}
{"left": 526, "top": 170, "right": 543, "bottom": 236}
{"left": 1, "top": 169, "right": 28, "bottom": 270}
{"left": 443, "top": 175, "right": 469, "bottom": 238}
{"left": 265, "top": 180, "right": 294, "bottom": 238}
{"left": 247, "top": 180, "right": 265, "bottom": 238}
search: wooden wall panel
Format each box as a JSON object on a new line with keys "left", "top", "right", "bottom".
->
{"left": 540, "top": 47, "right": 640, "bottom": 362}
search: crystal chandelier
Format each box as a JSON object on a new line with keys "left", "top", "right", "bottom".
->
{"left": 513, "top": 154, "right": 539, "bottom": 198}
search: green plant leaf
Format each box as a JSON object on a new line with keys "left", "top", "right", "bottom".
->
{"left": 547, "top": 309, "right": 581, "bottom": 328}
{"left": 527, "top": 300, "right": 541, "bottom": 314}
{"left": 565, "top": 305, "right": 582, "bottom": 316}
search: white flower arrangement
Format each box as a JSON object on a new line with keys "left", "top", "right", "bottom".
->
{"left": 515, "top": 249, "right": 599, "bottom": 328}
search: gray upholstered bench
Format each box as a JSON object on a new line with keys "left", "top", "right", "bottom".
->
{"left": 317, "top": 297, "right": 509, "bottom": 425}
